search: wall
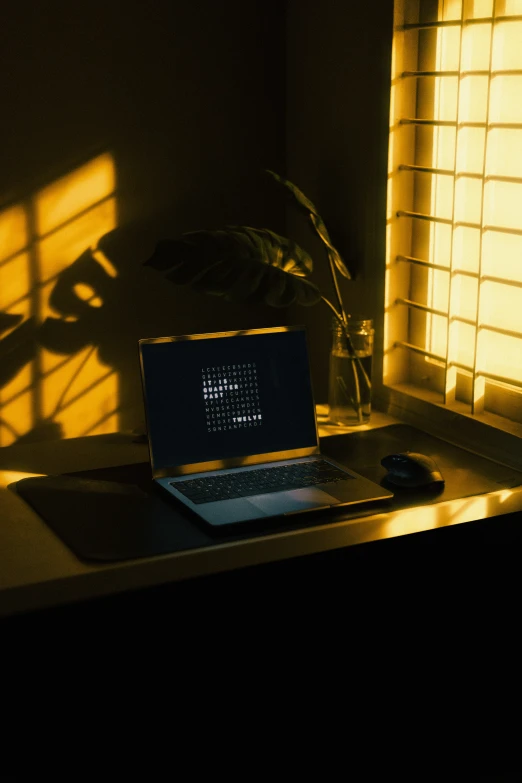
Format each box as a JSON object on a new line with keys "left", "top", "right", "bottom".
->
{"left": 285, "top": 0, "right": 394, "bottom": 402}
{"left": 0, "top": 0, "right": 396, "bottom": 446}
{"left": 0, "top": 0, "right": 287, "bottom": 445}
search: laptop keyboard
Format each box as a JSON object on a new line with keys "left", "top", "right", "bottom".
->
{"left": 170, "top": 460, "right": 353, "bottom": 504}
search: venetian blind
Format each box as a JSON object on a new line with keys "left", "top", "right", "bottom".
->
{"left": 386, "top": 0, "right": 522, "bottom": 424}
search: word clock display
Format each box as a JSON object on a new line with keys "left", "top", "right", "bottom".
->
{"left": 202, "top": 362, "right": 263, "bottom": 432}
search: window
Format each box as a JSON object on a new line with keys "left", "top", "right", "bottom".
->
{"left": 385, "top": 0, "right": 522, "bottom": 443}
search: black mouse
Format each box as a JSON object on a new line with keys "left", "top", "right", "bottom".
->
{"left": 381, "top": 452, "right": 445, "bottom": 489}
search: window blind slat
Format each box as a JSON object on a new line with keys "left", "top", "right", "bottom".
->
{"left": 396, "top": 210, "right": 453, "bottom": 224}
{"left": 480, "top": 371, "right": 522, "bottom": 390}
{"left": 399, "top": 164, "right": 454, "bottom": 176}
{"left": 394, "top": 341, "right": 446, "bottom": 361}
{"left": 452, "top": 316, "right": 475, "bottom": 327}
{"left": 396, "top": 259, "right": 522, "bottom": 291}
{"left": 400, "top": 118, "right": 522, "bottom": 129}
{"left": 397, "top": 211, "right": 522, "bottom": 236}
{"left": 401, "top": 69, "right": 522, "bottom": 78}
{"left": 402, "top": 16, "right": 522, "bottom": 31}
{"left": 479, "top": 324, "right": 522, "bottom": 340}
{"left": 450, "top": 361, "right": 474, "bottom": 373}
{"left": 400, "top": 167, "right": 522, "bottom": 185}
{"left": 484, "top": 225, "right": 522, "bottom": 237}
{"left": 485, "top": 175, "right": 522, "bottom": 185}
{"left": 482, "top": 276, "right": 522, "bottom": 290}
{"left": 396, "top": 298, "right": 448, "bottom": 317}
{"left": 400, "top": 118, "right": 458, "bottom": 126}
{"left": 402, "top": 70, "right": 459, "bottom": 77}
{"left": 396, "top": 254, "right": 450, "bottom": 272}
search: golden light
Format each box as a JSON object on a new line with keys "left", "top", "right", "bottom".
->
{"left": 0, "top": 204, "right": 27, "bottom": 259}
{"left": 39, "top": 198, "right": 116, "bottom": 285}
{"left": 0, "top": 251, "right": 31, "bottom": 315}
{"left": 497, "top": 489, "right": 514, "bottom": 505}
{"left": 426, "top": 0, "right": 522, "bottom": 407}
{"left": 0, "top": 471, "right": 45, "bottom": 489}
{"left": 385, "top": 504, "right": 438, "bottom": 538}
{"left": 36, "top": 153, "right": 116, "bottom": 237}
{"left": 92, "top": 247, "right": 118, "bottom": 279}
{"left": 47, "top": 352, "right": 117, "bottom": 437}
{"left": 0, "top": 153, "right": 119, "bottom": 446}
{"left": 73, "top": 283, "right": 103, "bottom": 306}
{"left": 385, "top": 0, "right": 522, "bottom": 422}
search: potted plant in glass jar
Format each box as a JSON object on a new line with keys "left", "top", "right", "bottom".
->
{"left": 144, "top": 170, "right": 372, "bottom": 425}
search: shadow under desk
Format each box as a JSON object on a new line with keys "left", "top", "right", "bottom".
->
{"left": 3, "top": 423, "right": 522, "bottom": 632}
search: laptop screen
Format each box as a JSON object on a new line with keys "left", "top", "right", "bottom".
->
{"left": 139, "top": 327, "right": 318, "bottom": 472}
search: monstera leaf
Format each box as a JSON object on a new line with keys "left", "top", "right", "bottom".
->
{"left": 144, "top": 173, "right": 369, "bottom": 422}
{"left": 145, "top": 226, "right": 321, "bottom": 308}
{"left": 265, "top": 169, "right": 353, "bottom": 281}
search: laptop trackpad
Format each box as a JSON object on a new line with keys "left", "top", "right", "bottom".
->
{"left": 249, "top": 488, "right": 337, "bottom": 516}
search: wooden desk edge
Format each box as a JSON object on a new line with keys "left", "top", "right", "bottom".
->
{"left": 2, "top": 482, "right": 522, "bottom": 618}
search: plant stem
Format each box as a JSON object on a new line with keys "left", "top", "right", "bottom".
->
{"left": 310, "top": 213, "right": 348, "bottom": 327}
{"left": 349, "top": 360, "right": 364, "bottom": 424}
{"left": 327, "top": 249, "right": 349, "bottom": 328}
{"left": 310, "top": 210, "right": 371, "bottom": 424}
{"left": 320, "top": 295, "right": 343, "bottom": 326}
{"left": 323, "top": 262, "right": 370, "bottom": 423}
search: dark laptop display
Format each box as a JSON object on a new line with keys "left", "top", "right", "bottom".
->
{"left": 140, "top": 328, "right": 318, "bottom": 471}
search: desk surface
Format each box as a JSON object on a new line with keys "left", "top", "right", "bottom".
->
{"left": 2, "top": 410, "right": 522, "bottom": 617}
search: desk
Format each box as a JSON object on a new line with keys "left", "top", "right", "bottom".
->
{"left": 2, "top": 410, "right": 522, "bottom": 618}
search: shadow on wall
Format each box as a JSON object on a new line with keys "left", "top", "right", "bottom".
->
{"left": 0, "top": 153, "right": 290, "bottom": 448}
{"left": 0, "top": 153, "right": 123, "bottom": 446}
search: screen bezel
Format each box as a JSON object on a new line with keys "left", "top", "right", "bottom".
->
{"left": 138, "top": 325, "right": 320, "bottom": 478}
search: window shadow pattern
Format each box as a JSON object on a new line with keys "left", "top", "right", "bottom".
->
{"left": 0, "top": 154, "right": 120, "bottom": 446}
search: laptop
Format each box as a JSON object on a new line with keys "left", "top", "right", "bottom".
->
{"left": 138, "top": 325, "right": 393, "bottom": 529}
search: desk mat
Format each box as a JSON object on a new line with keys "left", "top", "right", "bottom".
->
{"left": 15, "top": 424, "right": 522, "bottom": 562}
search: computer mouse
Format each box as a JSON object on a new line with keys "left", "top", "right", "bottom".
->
{"left": 381, "top": 452, "right": 445, "bottom": 489}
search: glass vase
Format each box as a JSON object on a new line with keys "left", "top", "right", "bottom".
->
{"left": 328, "top": 317, "right": 374, "bottom": 426}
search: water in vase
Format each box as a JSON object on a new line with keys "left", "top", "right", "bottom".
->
{"left": 328, "top": 348, "right": 372, "bottom": 426}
